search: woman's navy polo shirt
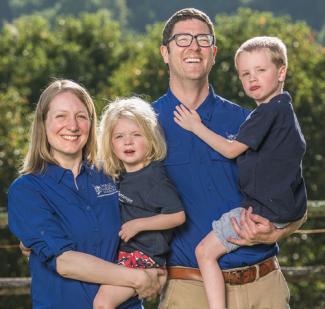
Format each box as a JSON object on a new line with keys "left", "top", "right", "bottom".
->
{"left": 8, "top": 163, "right": 141, "bottom": 309}
{"left": 154, "top": 86, "right": 278, "bottom": 270}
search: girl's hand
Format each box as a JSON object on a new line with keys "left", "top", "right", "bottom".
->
{"left": 119, "top": 219, "right": 141, "bottom": 242}
{"left": 174, "top": 105, "right": 202, "bottom": 132}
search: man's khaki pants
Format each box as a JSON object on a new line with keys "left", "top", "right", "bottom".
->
{"left": 158, "top": 269, "right": 290, "bottom": 309}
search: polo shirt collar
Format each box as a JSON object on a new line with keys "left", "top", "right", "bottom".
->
{"left": 166, "top": 85, "right": 216, "bottom": 122}
{"left": 44, "top": 161, "right": 91, "bottom": 183}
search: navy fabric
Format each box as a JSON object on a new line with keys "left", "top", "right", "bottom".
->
{"left": 119, "top": 161, "right": 184, "bottom": 265}
{"left": 8, "top": 162, "right": 141, "bottom": 309}
{"left": 154, "top": 86, "right": 278, "bottom": 270}
{"left": 236, "top": 92, "right": 307, "bottom": 223}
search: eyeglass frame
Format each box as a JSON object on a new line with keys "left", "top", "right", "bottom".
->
{"left": 166, "top": 33, "right": 215, "bottom": 47}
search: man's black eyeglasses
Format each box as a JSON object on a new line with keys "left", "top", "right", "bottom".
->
{"left": 167, "top": 33, "right": 214, "bottom": 47}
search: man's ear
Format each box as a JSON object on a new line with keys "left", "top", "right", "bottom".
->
{"left": 160, "top": 45, "right": 169, "bottom": 64}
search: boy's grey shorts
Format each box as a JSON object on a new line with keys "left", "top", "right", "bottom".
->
{"left": 212, "top": 207, "right": 243, "bottom": 253}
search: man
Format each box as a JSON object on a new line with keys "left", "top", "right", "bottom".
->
{"left": 154, "top": 8, "right": 305, "bottom": 309}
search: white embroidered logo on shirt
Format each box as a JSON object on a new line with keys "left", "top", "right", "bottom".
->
{"left": 119, "top": 192, "right": 133, "bottom": 204}
{"left": 93, "top": 183, "right": 117, "bottom": 197}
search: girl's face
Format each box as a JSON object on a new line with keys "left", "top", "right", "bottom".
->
{"left": 111, "top": 117, "right": 148, "bottom": 173}
{"left": 45, "top": 91, "right": 90, "bottom": 165}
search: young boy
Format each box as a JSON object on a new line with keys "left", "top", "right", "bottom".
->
{"left": 174, "top": 36, "right": 307, "bottom": 309}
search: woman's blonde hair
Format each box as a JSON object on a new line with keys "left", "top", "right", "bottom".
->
{"left": 97, "top": 97, "right": 166, "bottom": 180}
{"left": 21, "top": 79, "right": 97, "bottom": 174}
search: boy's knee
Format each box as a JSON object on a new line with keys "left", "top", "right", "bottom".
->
{"left": 195, "top": 240, "right": 208, "bottom": 261}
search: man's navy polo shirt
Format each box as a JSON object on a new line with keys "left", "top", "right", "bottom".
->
{"left": 236, "top": 92, "right": 307, "bottom": 223}
{"left": 154, "top": 86, "right": 278, "bottom": 269}
{"left": 8, "top": 163, "right": 141, "bottom": 309}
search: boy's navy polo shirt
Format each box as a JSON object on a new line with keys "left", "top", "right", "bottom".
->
{"left": 154, "top": 86, "right": 278, "bottom": 270}
{"left": 8, "top": 163, "right": 141, "bottom": 309}
{"left": 236, "top": 92, "right": 307, "bottom": 223}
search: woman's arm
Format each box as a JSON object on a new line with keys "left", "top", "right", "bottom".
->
{"left": 56, "top": 251, "right": 165, "bottom": 298}
{"left": 227, "top": 207, "right": 307, "bottom": 245}
{"left": 119, "top": 211, "right": 186, "bottom": 242}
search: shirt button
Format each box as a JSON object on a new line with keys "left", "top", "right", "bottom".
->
{"left": 86, "top": 206, "right": 91, "bottom": 210}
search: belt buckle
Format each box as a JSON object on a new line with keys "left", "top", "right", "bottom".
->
{"left": 230, "top": 270, "right": 243, "bottom": 285}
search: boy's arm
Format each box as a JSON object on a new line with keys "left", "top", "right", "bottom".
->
{"left": 174, "top": 105, "right": 248, "bottom": 158}
{"left": 119, "top": 211, "right": 186, "bottom": 242}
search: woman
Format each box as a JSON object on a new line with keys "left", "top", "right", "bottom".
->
{"left": 7, "top": 79, "right": 164, "bottom": 309}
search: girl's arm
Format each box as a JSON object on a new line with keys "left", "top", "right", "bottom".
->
{"left": 119, "top": 211, "right": 186, "bottom": 242}
{"left": 174, "top": 104, "right": 248, "bottom": 158}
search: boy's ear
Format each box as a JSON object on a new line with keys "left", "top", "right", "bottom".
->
{"left": 278, "top": 65, "right": 287, "bottom": 82}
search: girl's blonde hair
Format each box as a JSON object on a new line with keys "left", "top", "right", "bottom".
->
{"left": 21, "top": 79, "right": 97, "bottom": 175}
{"left": 97, "top": 97, "right": 166, "bottom": 179}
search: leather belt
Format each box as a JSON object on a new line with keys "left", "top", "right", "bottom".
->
{"left": 168, "top": 256, "right": 279, "bottom": 285}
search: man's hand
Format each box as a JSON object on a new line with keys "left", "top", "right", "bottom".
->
{"left": 174, "top": 105, "right": 202, "bottom": 132}
{"left": 135, "top": 268, "right": 167, "bottom": 301}
{"left": 119, "top": 219, "right": 141, "bottom": 242}
{"left": 227, "top": 207, "right": 278, "bottom": 246}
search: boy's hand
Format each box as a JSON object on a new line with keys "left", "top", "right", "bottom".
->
{"left": 174, "top": 104, "right": 202, "bottom": 132}
{"left": 119, "top": 219, "right": 141, "bottom": 242}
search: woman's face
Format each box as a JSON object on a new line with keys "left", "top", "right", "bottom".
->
{"left": 45, "top": 91, "right": 91, "bottom": 164}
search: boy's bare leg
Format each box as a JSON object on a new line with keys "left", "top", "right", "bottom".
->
{"left": 195, "top": 231, "right": 228, "bottom": 309}
{"left": 93, "top": 284, "right": 136, "bottom": 309}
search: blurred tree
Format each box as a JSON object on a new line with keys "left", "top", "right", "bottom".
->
{"left": 0, "top": 89, "right": 30, "bottom": 204}
{"left": 6, "top": 0, "right": 128, "bottom": 28}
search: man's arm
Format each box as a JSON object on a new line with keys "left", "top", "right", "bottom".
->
{"left": 227, "top": 207, "right": 307, "bottom": 245}
{"left": 174, "top": 104, "right": 248, "bottom": 158}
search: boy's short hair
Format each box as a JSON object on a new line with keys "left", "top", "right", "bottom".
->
{"left": 234, "top": 36, "right": 288, "bottom": 69}
{"left": 162, "top": 8, "right": 215, "bottom": 46}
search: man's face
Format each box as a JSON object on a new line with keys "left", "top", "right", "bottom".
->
{"left": 160, "top": 19, "right": 216, "bottom": 84}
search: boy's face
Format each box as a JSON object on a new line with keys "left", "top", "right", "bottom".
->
{"left": 237, "top": 48, "right": 286, "bottom": 105}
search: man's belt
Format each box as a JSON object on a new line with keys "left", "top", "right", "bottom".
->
{"left": 167, "top": 256, "right": 279, "bottom": 285}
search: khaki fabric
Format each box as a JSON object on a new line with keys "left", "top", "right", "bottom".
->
{"left": 159, "top": 269, "right": 290, "bottom": 309}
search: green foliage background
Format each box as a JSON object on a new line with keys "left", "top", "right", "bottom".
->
{"left": 0, "top": 6, "right": 324, "bottom": 309}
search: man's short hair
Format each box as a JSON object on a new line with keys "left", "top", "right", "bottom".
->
{"left": 162, "top": 8, "right": 215, "bottom": 46}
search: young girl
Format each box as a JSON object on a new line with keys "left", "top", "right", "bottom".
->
{"left": 94, "top": 97, "right": 186, "bottom": 309}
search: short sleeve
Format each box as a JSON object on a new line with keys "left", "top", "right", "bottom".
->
{"left": 146, "top": 178, "right": 184, "bottom": 215}
{"left": 7, "top": 178, "right": 75, "bottom": 271}
{"left": 236, "top": 104, "right": 277, "bottom": 151}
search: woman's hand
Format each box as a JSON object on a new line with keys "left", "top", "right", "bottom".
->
{"left": 19, "top": 241, "right": 31, "bottom": 257}
{"left": 135, "top": 268, "right": 167, "bottom": 301}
